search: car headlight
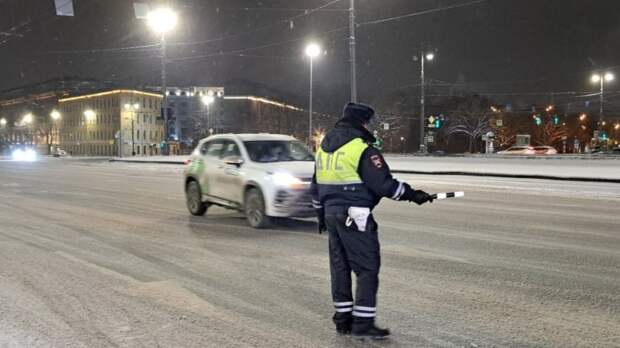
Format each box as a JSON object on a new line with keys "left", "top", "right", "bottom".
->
{"left": 270, "top": 172, "right": 304, "bottom": 189}
{"left": 12, "top": 149, "right": 37, "bottom": 162}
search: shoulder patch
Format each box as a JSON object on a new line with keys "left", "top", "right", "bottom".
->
{"left": 370, "top": 155, "right": 383, "bottom": 169}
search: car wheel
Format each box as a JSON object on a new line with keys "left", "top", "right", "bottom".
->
{"left": 244, "top": 188, "right": 271, "bottom": 229}
{"left": 186, "top": 180, "right": 207, "bottom": 216}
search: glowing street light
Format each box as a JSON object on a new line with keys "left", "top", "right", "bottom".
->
{"left": 305, "top": 43, "right": 321, "bottom": 59}
{"left": 201, "top": 95, "right": 215, "bottom": 105}
{"left": 21, "top": 113, "right": 34, "bottom": 146}
{"left": 201, "top": 95, "right": 216, "bottom": 134}
{"left": 591, "top": 72, "right": 615, "bottom": 126}
{"left": 50, "top": 110, "right": 61, "bottom": 121}
{"left": 0, "top": 118, "right": 6, "bottom": 127}
{"left": 579, "top": 113, "right": 587, "bottom": 121}
{"left": 123, "top": 103, "right": 141, "bottom": 156}
{"left": 49, "top": 111, "right": 61, "bottom": 152}
{"left": 305, "top": 42, "right": 322, "bottom": 146}
{"left": 605, "top": 73, "right": 615, "bottom": 82}
{"left": 147, "top": 8, "right": 177, "bottom": 34}
{"left": 147, "top": 7, "right": 178, "bottom": 154}
{"left": 84, "top": 109, "right": 96, "bottom": 121}
{"left": 22, "top": 113, "right": 33, "bottom": 125}
{"left": 418, "top": 50, "right": 436, "bottom": 153}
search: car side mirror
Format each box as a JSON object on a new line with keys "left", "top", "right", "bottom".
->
{"left": 224, "top": 156, "right": 244, "bottom": 167}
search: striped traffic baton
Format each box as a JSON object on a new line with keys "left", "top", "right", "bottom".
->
{"left": 431, "top": 191, "right": 465, "bottom": 200}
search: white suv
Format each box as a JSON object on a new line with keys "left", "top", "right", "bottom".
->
{"left": 183, "top": 134, "right": 316, "bottom": 228}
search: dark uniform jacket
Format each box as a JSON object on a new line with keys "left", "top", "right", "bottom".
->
{"left": 310, "top": 121, "right": 415, "bottom": 214}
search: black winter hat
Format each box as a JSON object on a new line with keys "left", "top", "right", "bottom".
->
{"left": 342, "top": 102, "right": 375, "bottom": 125}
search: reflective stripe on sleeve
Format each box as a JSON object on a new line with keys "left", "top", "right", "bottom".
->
{"left": 391, "top": 181, "right": 406, "bottom": 200}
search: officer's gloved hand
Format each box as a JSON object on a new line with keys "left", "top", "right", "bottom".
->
{"left": 316, "top": 208, "right": 327, "bottom": 234}
{"left": 402, "top": 189, "right": 434, "bottom": 205}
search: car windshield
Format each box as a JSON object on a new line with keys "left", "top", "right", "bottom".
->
{"left": 244, "top": 141, "right": 314, "bottom": 163}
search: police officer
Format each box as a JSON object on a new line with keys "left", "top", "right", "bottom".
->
{"left": 311, "top": 102, "right": 433, "bottom": 339}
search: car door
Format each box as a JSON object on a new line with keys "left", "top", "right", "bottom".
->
{"left": 197, "top": 139, "right": 225, "bottom": 198}
{"left": 217, "top": 140, "right": 244, "bottom": 203}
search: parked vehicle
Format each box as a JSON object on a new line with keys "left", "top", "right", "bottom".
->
{"left": 533, "top": 146, "right": 558, "bottom": 155}
{"left": 497, "top": 146, "right": 536, "bottom": 155}
{"left": 52, "top": 148, "right": 68, "bottom": 157}
{"left": 183, "top": 134, "right": 315, "bottom": 228}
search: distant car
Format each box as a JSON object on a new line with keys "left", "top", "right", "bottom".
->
{"left": 183, "top": 134, "right": 315, "bottom": 228}
{"left": 11, "top": 147, "right": 37, "bottom": 161}
{"left": 497, "top": 146, "right": 535, "bottom": 155}
{"left": 533, "top": 146, "right": 558, "bottom": 155}
{"left": 52, "top": 148, "right": 68, "bottom": 157}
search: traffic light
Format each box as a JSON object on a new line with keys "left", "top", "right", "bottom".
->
{"left": 534, "top": 115, "right": 542, "bottom": 126}
{"left": 435, "top": 119, "right": 442, "bottom": 128}
{"left": 427, "top": 115, "right": 436, "bottom": 128}
{"left": 553, "top": 115, "right": 560, "bottom": 125}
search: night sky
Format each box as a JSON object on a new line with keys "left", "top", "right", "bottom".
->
{"left": 2, "top": 0, "right": 620, "bottom": 114}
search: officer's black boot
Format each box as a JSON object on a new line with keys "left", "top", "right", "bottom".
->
{"left": 332, "top": 313, "right": 352, "bottom": 335}
{"left": 351, "top": 320, "right": 390, "bottom": 340}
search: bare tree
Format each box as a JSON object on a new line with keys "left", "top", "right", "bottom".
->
{"left": 535, "top": 120, "right": 568, "bottom": 146}
{"left": 441, "top": 95, "right": 493, "bottom": 153}
{"left": 34, "top": 120, "right": 54, "bottom": 155}
{"left": 492, "top": 112, "right": 532, "bottom": 149}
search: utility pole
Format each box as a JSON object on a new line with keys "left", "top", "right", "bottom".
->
{"left": 349, "top": 0, "right": 357, "bottom": 102}
{"left": 419, "top": 50, "right": 426, "bottom": 153}
{"left": 309, "top": 56, "right": 314, "bottom": 146}
{"left": 418, "top": 48, "right": 435, "bottom": 153}
{"left": 131, "top": 114, "right": 136, "bottom": 156}
{"left": 599, "top": 75, "right": 604, "bottom": 125}
{"left": 161, "top": 33, "right": 168, "bottom": 154}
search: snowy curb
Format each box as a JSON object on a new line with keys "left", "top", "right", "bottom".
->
{"left": 389, "top": 170, "right": 620, "bottom": 184}
{"left": 109, "top": 159, "right": 185, "bottom": 165}
{"left": 108, "top": 158, "right": 620, "bottom": 184}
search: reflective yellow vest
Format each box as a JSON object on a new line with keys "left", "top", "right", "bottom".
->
{"left": 315, "top": 138, "right": 368, "bottom": 185}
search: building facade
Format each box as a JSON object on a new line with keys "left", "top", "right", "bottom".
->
{"left": 221, "top": 96, "right": 338, "bottom": 145}
{"left": 164, "top": 86, "right": 225, "bottom": 148}
{"left": 0, "top": 78, "right": 120, "bottom": 154}
{"left": 57, "top": 89, "right": 164, "bottom": 156}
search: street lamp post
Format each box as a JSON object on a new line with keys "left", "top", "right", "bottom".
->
{"left": 22, "top": 113, "right": 34, "bottom": 147}
{"left": 83, "top": 110, "right": 95, "bottom": 156}
{"left": 124, "top": 103, "right": 140, "bottom": 156}
{"left": 305, "top": 43, "right": 321, "bottom": 147}
{"left": 591, "top": 72, "right": 614, "bottom": 126}
{"left": 147, "top": 7, "right": 177, "bottom": 155}
{"left": 349, "top": 0, "right": 357, "bottom": 102}
{"left": 50, "top": 110, "right": 61, "bottom": 154}
{"left": 419, "top": 51, "right": 435, "bottom": 153}
{"left": 201, "top": 95, "right": 215, "bottom": 135}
